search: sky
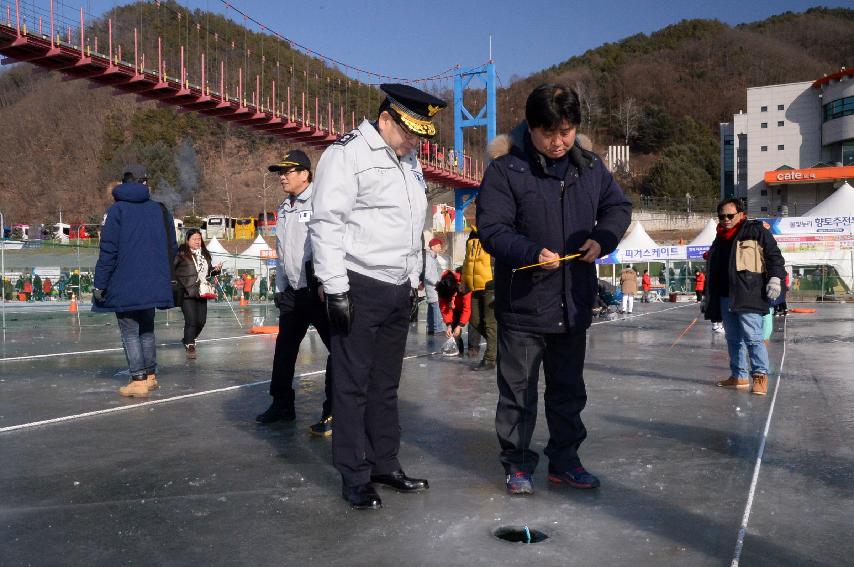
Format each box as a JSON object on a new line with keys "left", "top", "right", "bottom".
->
{"left": 89, "top": 0, "right": 851, "bottom": 86}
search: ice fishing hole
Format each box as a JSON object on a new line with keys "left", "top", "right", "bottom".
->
{"left": 493, "top": 525, "right": 548, "bottom": 544}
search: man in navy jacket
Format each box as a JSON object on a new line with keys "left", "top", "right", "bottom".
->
{"left": 477, "top": 84, "right": 632, "bottom": 495}
{"left": 93, "top": 164, "right": 177, "bottom": 398}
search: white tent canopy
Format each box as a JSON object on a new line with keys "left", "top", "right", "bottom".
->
{"left": 617, "top": 221, "right": 659, "bottom": 250}
{"left": 688, "top": 219, "right": 718, "bottom": 247}
{"left": 613, "top": 221, "right": 665, "bottom": 264}
{"left": 205, "top": 236, "right": 228, "bottom": 254}
{"left": 204, "top": 235, "right": 273, "bottom": 275}
{"left": 803, "top": 181, "right": 854, "bottom": 217}
{"left": 240, "top": 235, "right": 273, "bottom": 257}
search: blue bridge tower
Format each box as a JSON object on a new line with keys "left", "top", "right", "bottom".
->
{"left": 452, "top": 62, "right": 497, "bottom": 231}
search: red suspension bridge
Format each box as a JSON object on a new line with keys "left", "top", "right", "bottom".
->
{"left": 0, "top": 0, "right": 483, "bottom": 189}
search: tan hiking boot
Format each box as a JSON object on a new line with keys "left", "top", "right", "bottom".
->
{"left": 716, "top": 376, "right": 749, "bottom": 389}
{"left": 145, "top": 373, "right": 159, "bottom": 391}
{"left": 120, "top": 377, "right": 151, "bottom": 398}
{"left": 751, "top": 374, "right": 768, "bottom": 395}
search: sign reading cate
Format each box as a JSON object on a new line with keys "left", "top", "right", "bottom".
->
{"left": 776, "top": 171, "right": 816, "bottom": 182}
{"left": 764, "top": 165, "right": 854, "bottom": 185}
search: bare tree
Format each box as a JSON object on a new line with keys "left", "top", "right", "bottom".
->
{"left": 574, "top": 78, "right": 602, "bottom": 140}
{"left": 613, "top": 97, "right": 641, "bottom": 146}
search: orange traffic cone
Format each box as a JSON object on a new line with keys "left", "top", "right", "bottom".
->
{"left": 239, "top": 296, "right": 248, "bottom": 307}
{"left": 69, "top": 293, "right": 78, "bottom": 313}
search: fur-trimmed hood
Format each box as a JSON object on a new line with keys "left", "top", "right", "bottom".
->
{"left": 487, "top": 121, "right": 595, "bottom": 175}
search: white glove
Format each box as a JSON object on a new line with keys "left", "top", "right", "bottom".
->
{"left": 765, "top": 277, "right": 781, "bottom": 301}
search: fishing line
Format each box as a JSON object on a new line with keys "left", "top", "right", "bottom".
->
{"left": 507, "top": 258, "right": 533, "bottom": 535}
{"left": 506, "top": 249, "right": 582, "bottom": 537}
{"left": 666, "top": 315, "right": 699, "bottom": 352}
{"left": 212, "top": 275, "right": 244, "bottom": 328}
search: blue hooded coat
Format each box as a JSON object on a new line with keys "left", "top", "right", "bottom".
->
{"left": 92, "top": 182, "right": 177, "bottom": 313}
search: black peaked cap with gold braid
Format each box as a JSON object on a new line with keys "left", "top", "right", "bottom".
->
{"left": 380, "top": 83, "right": 447, "bottom": 139}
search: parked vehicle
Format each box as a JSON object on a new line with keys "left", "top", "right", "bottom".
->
{"left": 11, "top": 224, "right": 30, "bottom": 240}
{"left": 257, "top": 211, "right": 277, "bottom": 235}
{"left": 69, "top": 224, "right": 99, "bottom": 240}
{"left": 201, "top": 215, "right": 230, "bottom": 239}
{"left": 53, "top": 222, "right": 71, "bottom": 243}
{"left": 233, "top": 217, "right": 256, "bottom": 240}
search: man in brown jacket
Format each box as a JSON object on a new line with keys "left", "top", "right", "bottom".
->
{"left": 619, "top": 265, "right": 638, "bottom": 314}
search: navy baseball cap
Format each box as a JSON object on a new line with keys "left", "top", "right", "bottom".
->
{"left": 268, "top": 149, "right": 312, "bottom": 173}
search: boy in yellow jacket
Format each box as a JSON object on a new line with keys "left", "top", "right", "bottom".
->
{"left": 462, "top": 225, "right": 497, "bottom": 370}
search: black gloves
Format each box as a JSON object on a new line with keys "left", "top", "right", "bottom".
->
{"left": 273, "top": 292, "right": 286, "bottom": 309}
{"left": 93, "top": 288, "right": 105, "bottom": 303}
{"left": 326, "top": 291, "right": 353, "bottom": 334}
{"left": 409, "top": 288, "right": 421, "bottom": 322}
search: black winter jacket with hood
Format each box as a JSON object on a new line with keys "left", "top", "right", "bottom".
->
{"left": 476, "top": 123, "right": 632, "bottom": 334}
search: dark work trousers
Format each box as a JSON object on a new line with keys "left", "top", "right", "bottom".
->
{"left": 495, "top": 325, "right": 588, "bottom": 475}
{"left": 468, "top": 324, "right": 481, "bottom": 351}
{"left": 270, "top": 286, "right": 333, "bottom": 418}
{"left": 470, "top": 289, "right": 497, "bottom": 362}
{"left": 180, "top": 297, "right": 208, "bottom": 346}
{"left": 332, "top": 270, "right": 411, "bottom": 487}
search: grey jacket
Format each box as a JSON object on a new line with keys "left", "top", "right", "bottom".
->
{"left": 424, "top": 251, "right": 442, "bottom": 303}
{"left": 275, "top": 184, "right": 315, "bottom": 291}
{"left": 309, "top": 119, "right": 428, "bottom": 293}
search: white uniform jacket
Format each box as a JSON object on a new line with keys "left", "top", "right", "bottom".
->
{"left": 309, "top": 119, "right": 428, "bottom": 294}
{"left": 274, "top": 183, "right": 315, "bottom": 292}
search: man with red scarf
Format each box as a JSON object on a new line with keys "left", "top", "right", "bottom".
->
{"left": 702, "top": 199, "right": 785, "bottom": 395}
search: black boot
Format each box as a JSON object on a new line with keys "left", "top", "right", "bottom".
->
{"left": 256, "top": 398, "right": 296, "bottom": 423}
{"left": 370, "top": 469, "right": 429, "bottom": 492}
{"left": 472, "top": 359, "right": 496, "bottom": 371}
{"left": 342, "top": 483, "right": 382, "bottom": 510}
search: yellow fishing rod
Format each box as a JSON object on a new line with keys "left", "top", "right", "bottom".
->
{"left": 512, "top": 253, "right": 582, "bottom": 273}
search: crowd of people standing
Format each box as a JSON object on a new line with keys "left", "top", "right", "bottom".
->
{"left": 86, "top": 81, "right": 788, "bottom": 512}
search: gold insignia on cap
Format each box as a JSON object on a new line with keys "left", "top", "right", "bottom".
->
{"left": 276, "top": 156, "right": 300, "bottom": 168}
{"left": 389, "top": 100, "right": 437, "bottom": 137}
{"left": 427, "top": 104, "right": 442, "bottom": 117}
{"left": 399, "top": 113, "right": 436, "bottom": 137}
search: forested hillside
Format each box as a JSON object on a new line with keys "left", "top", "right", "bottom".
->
{"left": 0, "top": 4, "right": 852, "bottom": 228}
{"left": 495, "top": 7, "right": 854, "bottom": 201}
{"left": 0, "top": 0, "right": 383, "bottom": 227}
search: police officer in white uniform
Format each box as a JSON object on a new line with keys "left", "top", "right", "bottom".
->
{"left": 309, "top": 84, "right": 447, "bottom": 510}
{"left": 256, "top": 150, "right": 334, "bottom": 437}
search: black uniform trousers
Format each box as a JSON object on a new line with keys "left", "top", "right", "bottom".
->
{"left": 270, "top": 286, "right": 333, "bottom": 418}
{"left": 331, "top": 270, "right": 411, "bottom": 487}
{"left": 495, "top": 325, "right": 588, "bottom": 475}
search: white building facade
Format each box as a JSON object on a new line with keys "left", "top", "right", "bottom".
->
{"left": 720, "top": 68, "right": 854, "bottom": 217}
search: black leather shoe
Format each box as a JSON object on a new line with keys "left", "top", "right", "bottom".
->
{"left": 370, "top": 470, "right": 429, "bottom": 492}
{"left": 342, "top": 483, "right": 382, "bottom": 510}
{"left": 255, "top": 402, "right": 296, "bottom": 424}
{"left": 472, "top": 360, "right": 496, "bottom": 371}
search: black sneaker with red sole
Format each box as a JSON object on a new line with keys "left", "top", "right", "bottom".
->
{"left": 548, "top": 466, "right": 600, "bottom": 489}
